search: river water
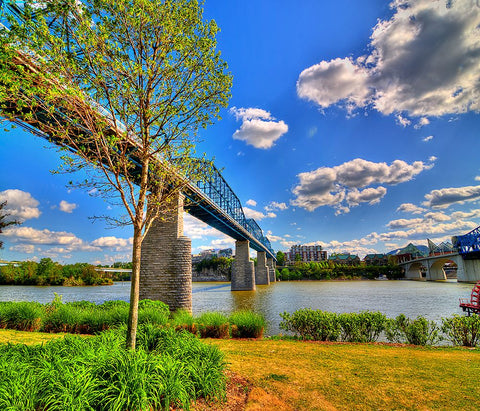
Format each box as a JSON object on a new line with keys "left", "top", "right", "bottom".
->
{"left": 0, "top": 279, "right": 475, "bottom": 335}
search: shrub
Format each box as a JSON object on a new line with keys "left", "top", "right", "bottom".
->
{"left": 229, "top": 311, "right": 266, "bottom": 339}
{"left": 196, "top": 312, "right": 230, "bottom": 339}
{"left": 280, "top": 309, "right": 341, "bottom": 341}
{"left": 0, "top": 326, "right": 227, "bottom": 410}
{"left": 171, "top": 309, "right": 197, "bottom": 335}
{"left": 0, "top": 301, "right": 43, "bottom": 332}
{"left": 385, "top": 314, "right": 441, "bottom": 346}
{"left": 338, "top": 311, "right": 387, "bottom": 343}
{"left": 442, "top": 315, "right": 480, "bottom": 347}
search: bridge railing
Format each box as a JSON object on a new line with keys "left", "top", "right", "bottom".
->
{"left": 0, "top": 0, "right": 275, "bottom": 257}
{"left": 452, "top": 225, "right": 480, "bottom": 256}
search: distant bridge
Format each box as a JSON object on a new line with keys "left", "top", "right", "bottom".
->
{"left": 398, "top": 227, "right": 480, "bottom": 282}
{"left": 0, "top": 1, "right": 276, "bottom": 311}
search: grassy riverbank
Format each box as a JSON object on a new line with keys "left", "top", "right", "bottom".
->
{"left": 2, "top": 330, "right": 479, "bottom": 410}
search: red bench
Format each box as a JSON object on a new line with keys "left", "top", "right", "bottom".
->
{"left": 459, "top": 281, "right": 480, "bottom": 316}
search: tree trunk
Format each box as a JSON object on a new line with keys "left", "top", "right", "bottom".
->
{"left": 126, "top": 225, "right": 143, "bottom": 350}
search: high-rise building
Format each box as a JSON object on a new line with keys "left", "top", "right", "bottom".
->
{"left": 285, "top": 244, "right": 327, "bottom": 264}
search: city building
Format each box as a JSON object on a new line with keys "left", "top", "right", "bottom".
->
{"left": 285, "top": 244, "right": 327, "bottom": 264}
{"left": 328, "top": 254, "right": 360, "bottom": 266}
{"left": 363, "top": 253, "right": 388, "bottom": 266}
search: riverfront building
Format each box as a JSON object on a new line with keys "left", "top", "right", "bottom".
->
{"left": 285, "top": 244, "right": 327, "bottom": 264}
{"left": 363, "top": 253, "right": 388, "bottom": 266}
{"left": 328, "top": 253, "right": 360, "bottom": 266}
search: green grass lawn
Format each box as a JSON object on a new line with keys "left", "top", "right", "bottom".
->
{"left": 206, "top": 339, "right": 480, "bottom": 411}
{"left": 2, "top": 329, "right": 480, "bottom": 410}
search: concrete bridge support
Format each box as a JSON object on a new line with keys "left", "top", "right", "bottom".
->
{"left": 255, "top": 251, "right": 270, "bottom": 285}
{"left": 231, "top": 240, "right": 255, "bottom": 291}
{"left": 139, "top": 193, "right": 192, "bottom": 312}
{"left": 404, "top": 262, "right": 423, "bottom": 280}
{"left": 426, "top": 260, "right": 447, "bottom": 281}
{"left": 458, "top": 259, "right": 480, "bottom": 282}
{"left": 267, "top": 258, "right": 276, "bottom": 283}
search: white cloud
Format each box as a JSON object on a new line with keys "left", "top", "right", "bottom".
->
{"left": 265, "top": 201, "right": 288, "bottom": 212}
{"left": 230, "top": 106, "right": 288, "bottom": 149}
{"left": 422, "top": 135, "right": 434, "bottom": 142}
{"left": 346, "top": 187, "right": 387, "bottom": 206}
{"left": 3, "top": 225, "right": 99, "bottom": 252}
{"left": 91, "top": 236, "right": 132, "bottom": 250}
{"left": 397, "top": 203, "right": 426, "bottom": 214}
{"left": 297, "top": 1, "right": 480, "bottom": 121}
{"left": 414, "top": 117, "right": 430, "bottom": 129}
{"left": 59, "top": 200, "right": 78, "bottom": 214}
{"left": 183, "top": 213, "right": 225, "bottom": 239}
{"left": 243, "top": 206, "right": 276, "bottom": 221}
{"left": 475, "top": 176, "right": 480, "bottom": 182}
{"left": 0, "top": 189, "right": 40, "bottom": 221}
{"left": 387, "top": 218, "right": 425, "bottom": 230}
{"left": 9, "top": 244, "right": 36, "bottom": 254}
{"left": 246, "top": 199, "right": 257, "bottom": 207}
{"left": 423, "top": 185, "right": 480, "bottom": 208}
{"left": 291, "top": 158, "right": 432, "bottom": 212}
{"left": 396, "top": 114, "right": 411, "bottom": 127}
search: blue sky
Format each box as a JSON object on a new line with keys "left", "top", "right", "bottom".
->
{"left": 1, "top": 0, "right": 480, "bottom": 264}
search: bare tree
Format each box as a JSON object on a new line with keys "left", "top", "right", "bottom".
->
{"left": 0, "top": 201, "right": 19, "bottom": 249}
{"left": 0, "top": 0, "right": 231, "bottom": 349}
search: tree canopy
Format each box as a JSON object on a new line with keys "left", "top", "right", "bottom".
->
{"left": 0, "top": 0, "right": 232, "bottom": 348}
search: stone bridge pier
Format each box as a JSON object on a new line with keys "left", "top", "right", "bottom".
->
{"left": 255, "top": 251, "right": 270, "bottom": 285}
{"left": 231, "top": 240, "right": 255, "bottom": 291}
{"left": 267, "top": 257, "right": 276, "bottom": 282}
{"left": 140, "top": 193, "right": 192, "bottom": 312}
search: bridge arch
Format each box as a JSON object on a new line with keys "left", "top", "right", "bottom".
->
{"left": 426, "top": 257, "right": 458, "bottom": 281}
{"left": 405, "top": 262, "right": 424, "bottom": 280}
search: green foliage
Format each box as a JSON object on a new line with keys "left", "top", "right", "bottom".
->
{"left": 385, "top": 314, "right": 441, "bottom": 346}
{"left": 280, "top": 309, "right": 341, "bottom": 341}
{"left": 0, "top": 260, "right": 113, "bottom": 286}
{"left": 194, "top": 256, "right": 233, "bottom": 278}
{"left": 0, "top": 325, "right": 227, "bottom": 410}
{"left": 338, "top": 311, "right": 387, "bottom": 342}
{"left": 0, "top": 301, "right": 43, "bottom": 332}
{"left": 275, "top": 263, "right": 404, "bottom": 281}
{"left": 196, "top": 312, "right": 230, "bottom": 338}
{"left": 276, "top": 251, "right": 285, "bottom": 266}
{"left": 0, "top": 201, "right": 19, "bottom": 249}
{"left": 229, "top": 311, "right": 266, "bottom": 339}
{"left": 441, "top": 315, "right": 480, "bottom": 347}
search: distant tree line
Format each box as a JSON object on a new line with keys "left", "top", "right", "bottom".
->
{"left": 0, "top": 258, "right": 113, "bottom": 286}
{"left": 276, "top": 261, "right": 403, "bottom": 281}
{"left": 194, "top": 256, "right": 233, "bottom": 278}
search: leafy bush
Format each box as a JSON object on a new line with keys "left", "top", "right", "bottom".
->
{"left": 441, "top": 315, "right": 480, "bottom": 347}
{"left": 385, "top": 314, "right": 441, "bottom": 346}
{"left": 280, "top": 309, "right": 341, "bottom": 341}
{"left": 338, "top": 311, "right": 387, "bottom": 342}
{"left": 170, "top": 309, "right": 197, "bottom": 334}
{"left": 0, "top": 325, "right": 227, "bottom": 410}
{"left": 196, "top": 312, "right": 230, "bottom": 339}
{"left": 229, "top": 311, "right": 266, "bottom": 338}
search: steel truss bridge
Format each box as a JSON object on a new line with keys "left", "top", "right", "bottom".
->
{"left": 452, "top": 225, "right": 480, "bottom": 258}
{"left": 0, "top": 0, "right": 275, "bottom": 259}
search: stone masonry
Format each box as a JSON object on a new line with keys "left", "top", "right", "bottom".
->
{"left": 255, "top": 251, "right": 270, "bottom": 285}
{"left": 139, "top": 193, "right": 192, "bottom": 312}
{"left": 231, "top": 240, "right": 255, "bottom": 291}
{"left": 267, "top": 257, "right": 276, "bottom": 283}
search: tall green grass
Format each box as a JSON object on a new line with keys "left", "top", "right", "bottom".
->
{"left": 0, "top": 298, "right": 169, "bottom": 335}
{"left": 229, "top": 310, "right": 266, "bottom": 338}
{"left": 0, "top": 324, "right": 226, "bottom": 410}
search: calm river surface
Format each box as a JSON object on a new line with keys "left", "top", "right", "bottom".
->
{"left": 0, "top": 280, "right": 474, "bottom": 335}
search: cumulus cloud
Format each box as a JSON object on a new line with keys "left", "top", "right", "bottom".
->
{"left": 91, "top": 236, "right": 132, "bottom": 250}
{"left": 246, "top": 199, "right": 257, "bottom": 207}
{"left": 397, "top": 203, "right": 426, "bottom": 214}
{"left": 243, "top": 207, "right": 276, "bottom": 220}
{"left": 184, "top": 213, "right": 226, "bottom": 239}
{"left": 422, "top": 135, "right": 434, "bottom": 142}
{"left": 297, "top": 1, "right": 480, "bottom": 121}
{"left": 0, "top": 189, "right": 41, "bottom": 221}
{"left": 59, "top": 200, "right": 78, "bottom": 214}
{"left": 291, "top": 158, "right": 432, "bottom": 213}
{"left": 3, "top": 225, "right": 99, "bottom": 252}
{"left": 9, "top": 244, "right": 36, "bottom": 254}
{"left": 414, "top": 117, "right": 430, "bottom": 129}
{"left": 230, "top": 107, "right": 288, "bottom": 149}
{"left": 423, "top": 185, "right": 480, "bottom": 208}
{"left": 264, "top": 201, "right": 288, "bottom": 212}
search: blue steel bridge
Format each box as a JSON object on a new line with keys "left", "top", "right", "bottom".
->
{"left": 0, "top": 0, "right": 276, "bottom": 309}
